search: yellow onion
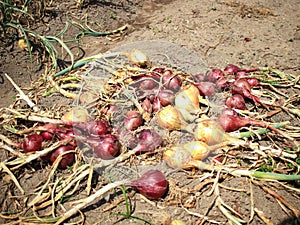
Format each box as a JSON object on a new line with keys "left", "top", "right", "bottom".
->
{"left": 193, "top": 119, "right": 225, "bottom": 145}
{"left": 175, "top": 84, "right": 201, "bottom": 114}
{"left": 62, "top": 107, "right": 90, "bottom": 122}
{"left": 128, "top": 49, "right": 148, "bottom": 67}
{"left": 182, "top": 141, "right": 211, "bottom": 160}
{"left": 163, "top": 146, "right": 193, "bottom": 169}
{"left": 157, "top": 105, "right": 187, "bottom": 130}
{"left": 193, "top": 119, "right": 245, "bottom": 146}
{"left": 170, "top": 220, "right": 187, "bottom": 225}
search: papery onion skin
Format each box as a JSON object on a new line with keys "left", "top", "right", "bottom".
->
{"left": 49, "top": 145, "right": 75, "bottom": 168}
{"left": 23, "top": 134, "right": 44, "bottom": 153}
{"left": 130, "top": 170, "right": 168, "bottom": 200}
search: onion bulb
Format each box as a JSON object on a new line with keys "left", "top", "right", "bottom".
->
{"left": 23, "top": 134, "right": 44, "bottom": 153}
{"left": 157, "top": 105, "right": 187, "bottom": 130}
{"left": 62, "top": 107, "right": 90, "bottom": 122}
{"left": 162, "top": 70, "right": 181, "bottom": 91}
{"left": 175, "top": 84, "right": 201, "bottom": 114}
{"left": 225, "top": 94, "right": 248, "bottom": 110}
{"left": 192, "top": 120, "right": 225, "bottom": 145}
{"left": 124, "top": 110, "right": 143, "bottom": 131}
{"left": 50, "top": 145, "right": 75, "bottom": 168}
{"left": 130, "top": 170, "right": 168, "bottom": 200}
{"left": 128, "top": 49, "right": 148, "bottom": 67}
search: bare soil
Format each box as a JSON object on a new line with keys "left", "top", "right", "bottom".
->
{"left": 0, "top": 0, "right": 299, "bottom": 225}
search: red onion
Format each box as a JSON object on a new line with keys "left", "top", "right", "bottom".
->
{"left": 141, "top": 97, "right": 153, "bottom": 114}
{"left": 151, "top": 67, "right": 165, "bottom": 77}
{"left": 218, "top": 108, "right": 284, "bottom": 133}
{"left": 195, "top": 82, "right": 216, "bottom": 96}
{"left": 231, "top": 79, "right": 266, "bottom": 107}
{"left": 124, "top": 110, "right": 143, "bottom": 131}
{"left": 158, "top": 89, "right": 175, "bottom": 106}
{"left": 89, "top": 134, "right": 121, "bottom": 160}
{"left": 101, "top": 105, "right": 118, "bottom": 117}
{"left": 235, "top": 71, "right": 248, "bottom": 80}
{"left": 41, "top": 131, "right": 53, "bottom": 140}
{"left": 224, "top": 64, "right": 241, "bottom": 75}
{"left": 132, "top": 129, "right": 163, "bottom": 153}
{"left": 50, "top": 145, "right": 75, "bottom": 168}
{"left": 139, "top": 79, "right": 157, "bottom": 90}
{"left": 225, "top": 64, "right": 259, "bottom": 75}
{"left": 206, "top": 69, "right": 224, "bottom": 82}
{"left": 130, "top": 170, "right": 168, "bottom": 200}
{"left": 216, "top": 77, "right": 230, "bottom": 90}
{"left": 193, "top": 73, "right": 206, "bottom": 82}
{"left": 118, "top": 129, "right": 137, "bottom": 149}
{"left": 162, "top": 70, "right": 181, "bottom": 91}
{"left": 85, "top": 119, "right": 110, "bottom": 137}
{"left": 225, "top": 94, "right": 248, "bottom": 110}
{"left": 23, "top": 134, "right": 43, "bottom": 153}
{"left": 246, "top": 78, "right": 260, "bottom": 87}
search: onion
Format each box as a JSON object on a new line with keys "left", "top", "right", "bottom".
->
{"left": 216, "top": 76, "right": 230, "bottom": 90}
{"left": 175, "top": 85, "right": 201, "bottom": 114}
{"left": 157, "top": 105, "right": 186, "bottom": 130}
{"left": 23, "top": 134, "right": 43, "bottom": 153}
{"left": 235, "top": 71, "right": 248, "bottom": 80}
{"left": 225, "top": 64, "right": 259, "bottom": 75}
{"left": 49, "top": 145, "right": 75, "bottom": 168}
{"left": 225, "top": 94, "right": 248, "bottom": 110}
{"left": 85, "top": 119, "right": 110, "bottom": 137}
{"left": 101, "top": 105, "right": 118, "bottom": 117}
{"left": 206, "top": 69, "right": 224, "bottom": 82}
{"left": 162, "top": 70, "right": 181, "bottom": 91}
{"left": 151, "top": 67, "right": 165, "bottom": 77}
{"left": 232, "top": 79, "right": 266, "bottom": 107}
{"left": 89, "top": 134, "right": 121, "bottom": 160}
{"left": 192, "top": 120, "right": 225, "bottom": 145}
{"left": 132, "top": 129, "right": 163, "bottom": 153}
{"left": 124, "top": 110, "right": 143, "bottom": 131}
{"left": 218, "top": 108, "right": 284, "bottom": 133}
{"left": 193, "top": 73, "right": 206, "bottom": 82}
{"left": 139, "top": 78, "right": 157, "bottom": 90}
{"left": 41, "top": 131, "right": 53, "bottom": 140}
{"left": 194, "top": 82, "right": 216, "bottom": 96}
{"left": 224, "top": 64, "right": 241, "bottom": 75}
{"left": 246, "top": 77, "right": 260, "bottom": 87}
{"left": 128, "top": 49, "right": 148, "bottom": 67}
{"left": 130, "top": 170, "right": 168, "bottom": 200}
{"left": 141, "top": 97, "right": 153, "bottom": 114}
{"left": 158, "top": 89, "right": 175, "bottom": 106}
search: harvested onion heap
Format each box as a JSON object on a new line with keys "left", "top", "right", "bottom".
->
{"left": 16, "top": 50, "right": 296, "bottom": 200}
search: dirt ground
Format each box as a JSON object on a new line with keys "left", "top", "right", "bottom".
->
{"left": 0, "top": 0, "right": 299, "bottom": 224}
